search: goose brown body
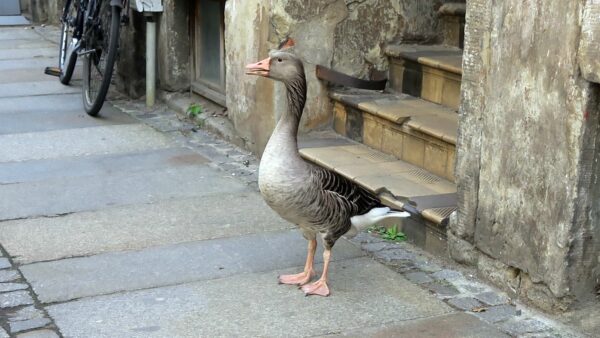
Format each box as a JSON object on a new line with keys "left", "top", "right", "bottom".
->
{"left": 245, "top": 42, "right": 408, "bottom": 296}
{"left": 255, "top": 52, "right": 379, "bottom": 249}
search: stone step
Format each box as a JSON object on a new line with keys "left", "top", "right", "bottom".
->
{"left": 298, "top": 132, "right": 457, "bottom": 244}
{"left": 438, "top": 2, "right": 466, "bottom": 49}
{"left": 330, "top": 89, "right": 457, "bottom": 182}
{"left": 386, "top": 44, "right": 463, "bottom": 110}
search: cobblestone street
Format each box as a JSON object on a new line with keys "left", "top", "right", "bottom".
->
{"left": 0, "top": 25, "right": 588, "bottom": 338}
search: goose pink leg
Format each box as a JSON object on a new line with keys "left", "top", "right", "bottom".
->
{"left": 278, "top": 239, "right": 317, "bottom": 285}
{"left": 301, "top": 248, "right": 331, "bottom": 297}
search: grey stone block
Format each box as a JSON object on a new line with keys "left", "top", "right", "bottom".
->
{"left": 431, "top": 269, "right": 463, "bottom": 281}
{"left": 0, "top": 81, "right": 79, "bottom": 98}
{"left": 0, "top": 327, "right": 7, "bottom": 338}
{"left": 0, "top": 269, "right": 19, "bottom": 282}
{"left": 0, "top": 164, "right": 248, "bottom": 221}
{"left": 0, "top": 124, "right": 174, "bottom": 163}
{"left": 473, "top": 304, "right": 517, "bottom": 323}
{"left": 9, "top": 318, "right": 51, "bottom": 333}
{"left": 0, "top": 258, "right": 10, "bottom": 269}
{"left": 16, "top": 330, "right": 59, "bottom": 338}
{"left": 500, "top": 317, "right": 549, "bottom": 336}
{"left": 0, "top": 102, "right": 136, "bottom": 136}
{"left": 0, "top": 193, "right": 291, "bottom": 265}
{"left": 374, "top": 248, "right": 417, "bottom": 262}
{"left": 46, "top": 257, "right": 453, "bottom": 338}
{"left": 21, "top": 230, "right": 365, "bottom": 303}
{"left": 404, "top": 271, "right": 434, "bottom": 284}
{"left": 362, "top": 241, "right": 401, "bottom": 252}
{"left": 0, "top": 283, "right": 28, "bottom": 292}
{"left": 8, "top": 306, "right": 45, "bottom": 322}
{"left": 475, "top": 291, "right": 510, "bottom": 306}
{"left": 0, "top": 147, "right": 206, "bottom": 185}
{"left": 414, "top": 260, "right": 442, "bottom": 273}
{"left": 0, "top": 93, "right": 82, "bottom": 115}
{"left": 423, "top": 282, "right": 460, "bottom": 297}
{"left": 326, "top": 312, "right": 509, "bottom": 338}
{"left": 0, "top": 291, "right": 33, "bottom": 308}
{"left": 447, "top": 297, "right": 484, "bottom": 311}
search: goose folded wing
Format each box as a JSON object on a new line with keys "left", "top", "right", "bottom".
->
{"left": 311, "top": 165, "right": 380, "bottom": 215}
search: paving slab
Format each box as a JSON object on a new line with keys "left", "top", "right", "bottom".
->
{"left": 0, "top": 58, "right": 57, "bottom": 71}
{"left": 7, "top": 306, "right": 46, "bottom": 321}
{"left": 324, "top": 312, "right": 508, "bottom": 337}
{"left": 0, "top": 291, "right": 33, "bottom": 308}
{"left": 0, "top": 147, "right": 206, "bottom": 184}
{"left": 0, "top": 68, "right": 60, "bottom": 84}
{"left": 0, "top": 47, "right": 55, "bottom": 60}
{"left": 0, "top": 103, "right": 136, "bottom": 135}
{"left": 46, "top": 257, "right": 453, "bottom": 337}
{"left": 0, "top": 193, "right": 293, "bottom": 264}
{"left": 16, "top": 330, "right": 59, "bottom": 338}
{"left": 0, "top": 93, "right": 84, "bottom": 114}
{"left": 0, "top": 124, "right": 174, "bottom": 163}
{"left": 0, "top": 269, "right": 19, "bottom": 282}
{"left": 0, "top": 165, "right": 247, "bottom": 220}
{"left": 0, "top": 80, "right": 79, "bottom": 98}
{"left": 0, "top": 16, "right": 30, "bottom": 26}
{"left": 0, "top": 28, "right": 42, "bottom": 41}
{"left": 0, "top": 283, "right": 28, "bottom": 292}
{"left": 22, "top": 230, "right": 365, "bottom": 303}
{"left": 0, "top": 40, "right": 55, "bottom": 51}
{"left": 9, "top": 318, "right": 52, "bottom": 333}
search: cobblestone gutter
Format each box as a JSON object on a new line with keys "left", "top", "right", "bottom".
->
{"left": 0, "top": 245, "right": 61, "bottom": 338}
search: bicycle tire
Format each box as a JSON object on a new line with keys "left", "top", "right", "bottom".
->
{"left": 82, "top": 3, "right": 121, "bottom": 117}
{"left": 58, "top": 0, "right": 77, "bottom": 85}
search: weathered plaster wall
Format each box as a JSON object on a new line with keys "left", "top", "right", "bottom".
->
{"left": 224, "top": 0, "right": 274, "bottom": 154}
{"left": 156, "top": 0, "right": 190, "bottom": 92}
{"left": 117, "top": 2, "right": 191, "bottom": 98}
{"left": 225, "top": 0, "right": 444, "bottom": 154}
{"left": 27, "top": 0, "right": 65, "bottom": 24}
{"left": 451, "top": 0, "right": 600, "bottom": 311}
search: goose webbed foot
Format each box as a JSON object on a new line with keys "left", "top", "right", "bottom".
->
{"left": 278, "top": 270, "right": 315, "bottom": 285}
{"left": 301, "top": 278, "right": 330, "bottom": 297}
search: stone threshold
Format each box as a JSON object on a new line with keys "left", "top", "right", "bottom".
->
{"left": 331, "top": 89, "right": 458, "bottom": 145}
{"left": 386, "top": 44, "right": 463, "bottom": 75}
{"left": 298, "top": 131, "right": 457, "bottom": 230}
{"left": 330, "top": 88, "right": 457, "bottom": 181}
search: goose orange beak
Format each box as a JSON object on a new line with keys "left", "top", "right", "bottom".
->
{"left": 245, "top": 57, "right": 270, "bottom": 77}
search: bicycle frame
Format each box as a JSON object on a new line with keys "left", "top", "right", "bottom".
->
{"left": 61, "top": 0, "right": 129, "bottom": 57}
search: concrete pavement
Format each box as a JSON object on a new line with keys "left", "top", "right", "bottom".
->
{"left": 0, "top": 25, "right": 583, "bottom": 338}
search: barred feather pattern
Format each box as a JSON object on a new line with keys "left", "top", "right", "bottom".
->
{"left": 257, "top": 52, "right": 381, "bottom": 249}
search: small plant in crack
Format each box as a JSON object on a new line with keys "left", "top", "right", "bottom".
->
{"left": 368, "top": 224, "right": 407, "bottom": 242}
{"left": 187, "top": 103, "right": 203, "bottom": 118}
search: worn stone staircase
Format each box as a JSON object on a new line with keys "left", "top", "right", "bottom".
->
{"left": 299, "top": 3, "right": 465, "bottom": 251}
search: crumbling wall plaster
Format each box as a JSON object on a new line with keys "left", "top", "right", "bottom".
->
{"left": 452, "top": 0, "right": 600, "bottom": 311}
{"left": 225, "top": 0, "right": 443, "bottom": 154}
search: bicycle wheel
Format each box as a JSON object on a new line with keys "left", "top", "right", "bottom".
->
{"left": 82, "top": 2, "right": 121, "bottom": 117}
{"left": 58, "top": 0, "right": 78, "bottom": 85}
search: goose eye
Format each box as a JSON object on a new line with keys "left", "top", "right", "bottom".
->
{"left": 277, "top": 58, "right": 283, "bottom": 62}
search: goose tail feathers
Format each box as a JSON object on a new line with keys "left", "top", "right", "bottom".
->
{"left": 345, "top": 207, "right": 411, "bottom": 238}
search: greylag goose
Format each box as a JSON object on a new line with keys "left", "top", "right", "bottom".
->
{"left": 245, "top": 39, "right": 410, "bottom": 297}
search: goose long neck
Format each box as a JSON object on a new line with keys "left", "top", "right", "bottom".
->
{"left": 271, "top": 74, "right": 307, "bottom": 144}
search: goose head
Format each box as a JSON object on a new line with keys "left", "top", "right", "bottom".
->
{"left": 245, "top": 39, "right": 304, "bottom": 84}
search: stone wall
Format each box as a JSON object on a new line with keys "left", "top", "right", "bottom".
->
{"left": 117, "top": 1, "right": 191, "bottom": 98}
{"left": 27, "top": 0, "right": 65, "bottom": 24}
{"left": 451, "top": 0, "right": 600, "bottom": 311}
{"left": 225, "top": 0, "right": 445, "bottom": 154}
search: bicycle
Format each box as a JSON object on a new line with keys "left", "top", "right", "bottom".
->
{"left": 45, "top": 0, "right": 129, "bottom": 116}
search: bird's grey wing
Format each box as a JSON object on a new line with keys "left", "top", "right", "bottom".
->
{"left": 311, "top": 165, "right": 380, "bottom": 215}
